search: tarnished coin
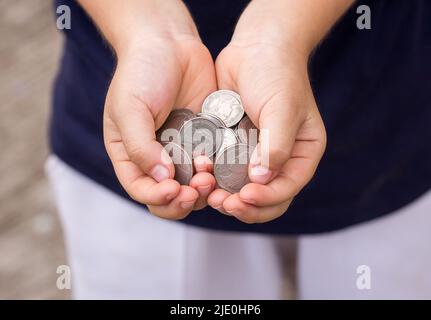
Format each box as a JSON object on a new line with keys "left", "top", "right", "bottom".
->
{"left": 219, "top": 127, "right": 239, "bottom": 152}
{"left": 202, "top": 90, "right": 244, "bottom": 127}
{"left": 237, "top": 115, "right": 259, "bottom": 148}
{"left": 214, "top": 143, "right": 252, "bottom": 194}
{"left": 197, "top": 112, "right": 226, "bottom": 127}
{"left": 161, "top": 142, "right": 193, "bottom": 185}
{"left": 179, "top": 117, "right": 223, "bottom": 159}
{"left": 156, "top": 109, "right": 195, "bottom": 143}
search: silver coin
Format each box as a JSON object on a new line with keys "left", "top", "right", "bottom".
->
{"left": 214, "top": 143, "right": 252, "bottom": 194}
{"left": 218, "top": 127, "right": 239, "bottom": 152}
{"left": 156, "top": 109, "right": 195, "bottom": 143}
{"left": 197, "top": 112, "right": 226, "bottom": 127}
{"left": 179, "top": 117, "right": 223, "bottom": 159}
{"left": 202, "top": 90, "right": 244, "bottom": 127}
{"left": 237, "top": 115, "right": 259, "bottom": 148}
{"left": 161, "top": 142, "right": 193, "bottom": 185}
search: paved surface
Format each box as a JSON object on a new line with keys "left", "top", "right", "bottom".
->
{"left": 0, "top": 0, "right": 296, "bottom": 300}
{"left": 0, "top": 0, "right": 69, "bottom": 299}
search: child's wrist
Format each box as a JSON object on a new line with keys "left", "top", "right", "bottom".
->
{"left": 80, "top": 0, "right": 200, "bottom": 58}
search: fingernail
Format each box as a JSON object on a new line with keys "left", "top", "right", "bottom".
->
{"left": 197, "top": 184, "right": 212, "bottom": 195}
{"left": 180, "top": 200, "right": 195, "bottom": 210}
{"left": 150, "top": 164, "right": 170, "bottom": 182}
{"left": 250, "top": 166, "right": 272, "bottom": 184}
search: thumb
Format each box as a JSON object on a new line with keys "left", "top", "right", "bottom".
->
{"left": 108, "top": 89, "right": 175, "bottom": 183}
{"left": 249, "top": 93, "right": 304, "bottom": 184}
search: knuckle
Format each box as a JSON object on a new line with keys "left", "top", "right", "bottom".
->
{"left": 127, "top": 181, "right": 155, "bottom": 206}
{"left": 128, "top": 191, "right": 145, "bottom": 204}
{"left": 130, "top": 91, "right": 164, "bottom": 124}
{"left": 268, "top": 147, "right": 290, "bottom": 165}
{"left": 127, "top": 145, "right": 146, "bottom": 164}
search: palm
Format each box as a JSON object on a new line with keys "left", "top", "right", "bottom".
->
{"left": 112, "top": 38, "right": 216, "bottom": 126}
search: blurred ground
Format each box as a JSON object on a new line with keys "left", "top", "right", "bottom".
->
{"left": 0, "top": 0, "right": 69, "bottom": 299}
{"left": 0, "top": 0, "right": 296, "bottom": 300}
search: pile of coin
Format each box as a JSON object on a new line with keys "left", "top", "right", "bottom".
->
{"left": 156, "top": 90, "right": 259, "bottom": 194}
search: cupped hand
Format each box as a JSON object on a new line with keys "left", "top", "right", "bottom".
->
{"left": 104, "top": 34, "right": 217, "bottom": 220}
{"left": 208, "top": 42, "right": 327, "bottom": 223}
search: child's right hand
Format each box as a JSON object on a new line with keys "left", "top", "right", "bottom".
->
{"left": 79, "top": 0, "right": 218, "bottom": 219}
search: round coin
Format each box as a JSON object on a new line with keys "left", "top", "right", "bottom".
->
{"left": 214, "top": 143, "right": 252, "bottom": 194}
{"left": 197, "top": 112, "right": 226, "bottom": 127}
{"left": 156, "top": 109, "right": 195, "bottom": 143}
{"left": 201, "top": 90, "right": 244, "bottom": 127}
{"left": 218, "top": 127, "right": 239, "bottom": 152}
{"left": 179, "top": 117, "right": 223, "bottom": 159}
{"left": 161, "top": 142, "right": 193, "bottom": 185}
{"left": 237, "top": 115, "right": 259, "bottom": 148}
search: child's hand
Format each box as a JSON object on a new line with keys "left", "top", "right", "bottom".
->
{"left": 208, "top": 42, "right": 326, "bottom": 223}
{"left": 206, "top": 0, "right": 342, "bottom": 223}
{"left": 104, "top": 36, "right": 217, "bottom": 219}
{"left": 81, "top": 0, "right": 218, "bottom": 219}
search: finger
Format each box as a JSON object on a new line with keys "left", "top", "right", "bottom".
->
{"left": 148, "top": 185, "right": 199, "bottom": 220}
{"left": 207, "top": 188, "right": 232, "bottom": 216}
{"left": 114, "top": 159, "right": 180, "bottom": 206}
{"left": 104, "top": 117, "right": 181, "bottom": 205}
{"left": 248, "top": 91, "right": 306, "bottom": 185}
{"left": 222, "top": 193, "right": 292, "bottom": 224}
{"left": 107, "top": 83, "right": 174, "bottom": 183}
{"left": 193, "top": 155, "right": 213, "bottom": 173}
{"left": 189, "top": 172, "right": 216, "bottom": 210}
{"left": 240, "top": 138, "right": 325, "bottom": 206}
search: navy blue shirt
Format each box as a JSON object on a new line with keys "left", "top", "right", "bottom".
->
{"left": 51, "top": 0, "right": 431, "bottom": 234}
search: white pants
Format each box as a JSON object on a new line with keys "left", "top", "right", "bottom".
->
{"left": 46, "top": 156, "right": 431, "bottom": 299}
